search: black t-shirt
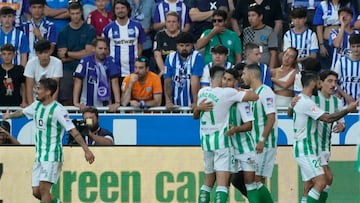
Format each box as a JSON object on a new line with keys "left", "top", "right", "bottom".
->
{"left": 153, "top": 30, "right": 180, "bottom": 61}
{"left": 232, "top": 0, "right": 283, "bottom": 29}
{"left": 0, "top": 65, "right": 25, "bottom": 106}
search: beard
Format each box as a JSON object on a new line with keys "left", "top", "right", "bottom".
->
{"left": 180, "top": 50, "right": 190, "bottom": 58}
{"left": 89, "top": 123, "right": 100, "bottom": 132}
{"left": 312, "top": 87, "right": 319, "bottom": 96}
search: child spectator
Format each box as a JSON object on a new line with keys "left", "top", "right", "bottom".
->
{"left": 86, "top": 0, "right": 112, "bottom": 37}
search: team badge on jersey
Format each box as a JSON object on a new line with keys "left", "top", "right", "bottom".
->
{"left": 75, "top": 63, "right": 83, "bottom": 73}
{"left": 64, "top": 114, "right": 71, "bottom": 122}
{"left": 146, "top": 87, "right": 152, "bottom": 93}
{"left": 266, "top": 97, "right": 274, "bottom": 107}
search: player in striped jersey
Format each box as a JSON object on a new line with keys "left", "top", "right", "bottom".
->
{"left": 0, "top": 6, "right": 29, "bottom": 67}
{"left": 153, "top": 0, "right": 190, "bottom": 32}
{"left": 164, "top": 32, "right": 204, "bottom": 108}
{"left": 291, "top": 72, "right": 357, "bottom": 203}
{"left": 283, "top": 8, "right": 318, "bottom": 63}
{"left": 102, "top": 0, "right": 146, "bottom": 79}
{"left": 333, "top": 33, "right": 360, "bottom": 104}
{"left": 241, "top": 63, "right": 277, "bottom": 203}
{"left": 2, "top": 78, "right": 95, "bottom": 203}
{"left": 194, "top": 66, "right": 258, "bottom": 203}
{"left": 22, "top": 0, "right": 57, "bottom": 59}
{"left": 200, "top": 45, "right": 233, "bottom": 87}
{"left": 223, "top": 68, "right": 260, "bottom": 203}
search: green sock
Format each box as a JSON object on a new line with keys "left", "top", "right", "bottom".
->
{"left": 319, "top": 191, "right": 328, "bottom": 203}
{"left": 307, "top": 195, "right": 320, "bottom": 203}
{"left": 247, "top": 189, "right": 260, "bottom": 203}
{"left": 198, "top": 190, "right": 210, "bottom": 203}
{"left": 257, "top": 183, "right": 274, "bottom": 203}
{"left": 214, "top": 186, "right": 228, "bottom": 203}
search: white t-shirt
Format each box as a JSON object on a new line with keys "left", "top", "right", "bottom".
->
{"left": 24, "top": 56, "right": 63, "bottom": 100}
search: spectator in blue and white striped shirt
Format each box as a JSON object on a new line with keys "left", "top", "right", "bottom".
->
{"left": 0, "top": 6, "right": 29, "bottom": 67}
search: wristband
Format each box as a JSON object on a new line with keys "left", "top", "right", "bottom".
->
{"left": 259, "top": 136, "right": 265, "bottom": 142}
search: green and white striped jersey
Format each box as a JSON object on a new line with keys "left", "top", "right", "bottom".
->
{"left": 198, "top": 87, "right": 246, "bottom": 151}
{"left": 229, "top": 102, "right": 255, "bottom": 154}
{"left": 23, "top": 101, "right": 75, "bottom": 162}
{"left": 293, "top": 93, "right": 325, "bottom": 157}
{"left": 251, "top": 85, "right": 278, "bottom": 148}
{"left": 313, "top": 92, "right": 344, "bottom": 152}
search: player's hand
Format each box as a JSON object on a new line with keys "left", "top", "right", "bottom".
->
{"left": 197, "top": 99, "right": 213, "bottom": 111}
{"left": 346, "top": 100, "right": 359, "bottom": 112}
{"left": 85, "top": 150, "right": 95, "bottom": 164}
{"left": 226, "top": 125, "right": 236, "bottom": 136}
{"left": 290, "top": 95, "right": 301, "bottom": 108}
{"left": 255, "top": 141, "right": 265, "bottom": 154}
{"left": 332, "top": 122, "right": 345, "bottom": 133}
{"left": 2, "top": 109, "right": 10, "bottom": 120}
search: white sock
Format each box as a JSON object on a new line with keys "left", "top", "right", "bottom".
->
{"left": 301, "top": 196, "right": 307, "bottom": 203}
{"left": 245, "top": 182, "right": 257, "bottom": 191}
{"left": 200, "top": 185, "right": 212, "bottom": 192}
{"left": 308, "top": 188, "right": 320, "bottom": 200}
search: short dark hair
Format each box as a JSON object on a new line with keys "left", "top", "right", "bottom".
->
{"left": 244, "top": 63, "right": 261, "bottom": 78}
{"left": 248, "top": 4, "right": 264, "bottom": 16}
{"left": 212, "top": 9, "right": 227, "bottom": 20}
{"left": 224, "top": 68, "right": 240, "bottom": 80}
{"left": 0, "top": 120, "right": 10, "bottom": 133}
{"left": 301, "top": 57, "right": 321, "bottom": 73}
{"left": 301, "top": 71, "right": 319, "bottom": 88}
{"left": 211, "top": 44, "right": 228, "bottom": 55}
{"left": 34, "top": 40, "right": 51, "bottom": 52}
{"left": 39, "top": 78, "right": 58, "bottom": 96}
{"left": 29, "top": 0, "right": 46, "bottom": 6}
{"left": 349, "top": 34, "right": 360, "bottom": 45}
{"left": 82, "top": 106, "right": 99, "bottom": 118}
{"left": 176, "top": 32, "right": 194, "bottom": 44}
{"left": 210, "top": 66, "right": 225, "bottom": 79}
{"left": 0, "top": 44, "right": 15, "bottom": 52}
{"left": 245, "top": 42, "right": 259, "bottom": 53}
{"left": 338, "top": 6, "right": 353, "bottom": 16}
{"left": 68, "top": 2, "right": 83, "bottom": 11}
{"left": 113, "top": 0, "right": 131, "bottom": 18}
{"left": 92, "top": 37, "right": 109, "bottom": 47}
{"left": 0, "top": 6, "right": 15, "bottom": 16}
{"left": 291, "top": 7, "right": 307, "bottom": 19}
{"left": 319, "top": 70, "right": 338, "bottom": 81}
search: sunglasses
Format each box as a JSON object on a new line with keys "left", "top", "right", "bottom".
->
{"left": 212, "top": 19, "right": 224, "bottom": 23}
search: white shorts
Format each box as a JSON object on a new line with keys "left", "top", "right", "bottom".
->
{"left": 255, "top": 148, "right": 276, "bottom": 177}
{"left": 234, "top": 150, "right": 256, "bottom": 172}
{"left": 296, "top": 155, "right": 324, "bottom": 181}
{"left": 319, "top": 151, "right": 330, "bottom": 166}
{"left": 32, "top": 162, "right": 63, "bottom": 187}
{"left": 203, "top": 148, "right": 235, "bottom": 174}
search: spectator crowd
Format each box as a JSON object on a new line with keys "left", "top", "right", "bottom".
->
{"left": 1, "top": 0, "right": 360, "bottom": 111}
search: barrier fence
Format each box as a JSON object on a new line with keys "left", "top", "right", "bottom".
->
{"left": 0, "top": 146, "right": 359, "bottom": 203}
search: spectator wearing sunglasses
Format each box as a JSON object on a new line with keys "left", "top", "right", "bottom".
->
{"left": 73, "top": 38, "right": 121, "bottom": 112}
{"left": 196, "top": 9, "right": 242, "bottom": 65}
{"left": 121, "top": 56, "right": 162, "bottom": 108}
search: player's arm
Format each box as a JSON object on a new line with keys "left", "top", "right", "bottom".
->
{"left": 193, "top": 99, "right": 213, "bottom": 119}
{"left": 68, "top": 128, "right": 95, "bottom": 164}
{"left": 256, "top": 112, "right": 275, "bottom": 153}
{"left": 2, "top": 109, "right": 25, "bottom": 120}
{"left": 241, "top": 90, "right": 259, "bottom": 102}
{"left": 318, "top": 100, "right": 358, "bottom": 123}
{"left": 226, "top": 121, "right": 252, "bottom": 136}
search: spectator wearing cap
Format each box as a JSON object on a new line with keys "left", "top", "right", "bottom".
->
{"left": 73, "top": 38, "right": 121, "bottom": 112}
{"left": 0, "top": 6, "right": 29, "bottom": 67}
{"left": 57, "top": 2, "right": 96, "bottom": 105}
{"left": 283, "top": 7, "right": 318, "bottom": 64}
{"left": 121, "top": 56, "right": 162, "bottom": 108}
{"left": 200, "top": 44, "right": 233, "bottom": 87}
{"left": 243, "top": 4, "right": 278, "bottom": 69}
{"left": 22, "top": 0, "right": 57, "bottom": 60}
{"left": 196, "top": 9, "right": 242, "bottom": 65}
{"left": 24, "top": 39, "right": 63, "bottom": 104}
{"left": 164, "top": 32, "right": 204, "bottom": 108}
{"left": 0, "top": 120, "right": 20, "bottom": 144}
{"left": 329, "top": 7, "right": 359, "bottom": 69}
